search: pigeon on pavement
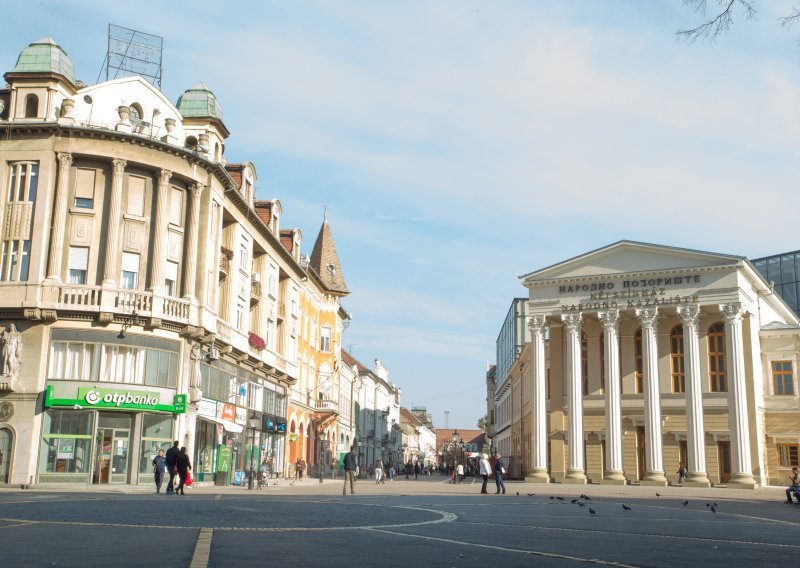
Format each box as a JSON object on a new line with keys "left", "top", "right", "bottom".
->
{"left": 516, "top": 492, "right": 519, "bottom": 496}
{"left": 656, "top": 493, "right": 661, "bottom": 497}
{"left": 556, "top": 496, "right": 565, "bottom": 501}
{"left": 622, "top": 504, "right": 632, "bottom": 511}
{"left": 682, "top": 500, "right": 689, "bottom": 506}
{"left": 527, "top": 493, "right": 535, "bottom": 497}
{"left": 710, "top": 505, "right": 717, "bottom": 513}
{"left": 589, "top": 508, "right": 597, "bottom": 515}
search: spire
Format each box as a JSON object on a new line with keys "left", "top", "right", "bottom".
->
{"left": 309, "top": 217, "right": 348, "bottom": 295}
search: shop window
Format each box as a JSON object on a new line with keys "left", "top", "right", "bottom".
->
{"left": 635, "top": 329, "right": 643, "bottom": 394}
{"left": 779, "top": 444, "right": 799, "bottom": 467}
{"left": 39, "top": 409, "right": 93, "bottom": 474}
{"left": 139, "top": 414, "right": 174, "bottom": 474}
{"left": 670, "top": 325, "right": 685, "bottom": 393}
{"left": 708, "top": 322, "right": 727, "bottom": 392}
{"left": 120, "top": 252, "right": 140, "bottom": 289}
{"left": 68, "top": 246, "right": 89, "bottom": 284}
{"left": 24, "top": 93, "right": 39, "bottom": 118}
{"left": 772, "top": 360, "right": 794, "bottom": 396}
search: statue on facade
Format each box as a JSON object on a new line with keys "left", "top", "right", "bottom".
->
{"left": 1, "top": 324, "right": 22, "bottom": 380}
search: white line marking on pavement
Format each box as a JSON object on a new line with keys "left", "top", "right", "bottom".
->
{"left": 364, "top": 527, "right": 641, "bottom": 567}
{"left": 189, "top": 528, "right": 213, "bottom": 568}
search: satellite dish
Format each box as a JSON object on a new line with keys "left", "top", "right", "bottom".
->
{"left": 83, "top": 95, "right": 93, "bottom": 104}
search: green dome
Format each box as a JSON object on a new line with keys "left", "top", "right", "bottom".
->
{"left": 176, "top": 82, "right": 224, "bottom": 120}
{"left": 13, "top": 37, "right": 75, "bottom": 84}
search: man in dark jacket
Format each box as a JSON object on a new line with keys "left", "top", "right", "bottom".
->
{"left": 343, "top": 445, "right": 358, "bottom": 495}
{"left": 494, "top": 451, "right": 507, "bottom": 495}
{"left": 165, "top": 440, "right": 180, "bottom": 494}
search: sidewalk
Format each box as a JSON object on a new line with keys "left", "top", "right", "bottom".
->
{"left": 0, "top": 476, "right": 790, "bottom": 502}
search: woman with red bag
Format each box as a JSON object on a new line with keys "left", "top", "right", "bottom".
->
{"left": 175, "top": 446, "right": 192, "bottom": 495}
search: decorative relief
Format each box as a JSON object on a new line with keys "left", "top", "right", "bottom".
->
{"left": 635, "top": 307, "right": 659, "bottom": 329}
{"left": 719, "top": 302, "right": 744, "bottom": 324}
{"left": 677, "top": 303, "right": 701, "bottom": 328}
{"left": 168, "top": 230, "right": 182, "bottom": 261}
{"left": 2, "top": 202, "right": 33, "bottom": 240}
{"left": 560, "top": 312, "right": 582, "bottom": 334}
{"left": 124, "top": 220, "right": 145, "bottom": 253}
{"left": 69, "top": 215, "right": 93, "bottom": 246}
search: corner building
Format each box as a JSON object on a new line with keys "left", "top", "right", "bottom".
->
{"left": 521, "top": 241, "right": 800, "bottom": 488}
{"left": 0, "top": 37, "right": 322, "bottom": 486}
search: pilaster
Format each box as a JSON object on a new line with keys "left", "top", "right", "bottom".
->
{"left": 45, "top": 152, "right": 72, "bottom": 282}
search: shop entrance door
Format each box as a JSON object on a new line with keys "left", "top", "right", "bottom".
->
{"left": 93, "top": 413, "right": 132, "bottom": 484}
{"left": 718, "top": 441, "right": 732, "bottom": 484}
{"left": 636, "top": 427, "right": 646, "bottom": 482}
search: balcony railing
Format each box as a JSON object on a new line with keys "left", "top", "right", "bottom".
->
{"left": 54, "top": 284, "right": 190, "bottom": 326}
{"left": 59, "top": 285, "right": 101, "bottom": 309}
{"left": 219, "top": 255, "right": 231, "bottom": 278}
{"left": 250, "top": 281, "right": 261, "bottom": 305}
{"left": 315, "top": 398, "right": 339, "bottom": 414}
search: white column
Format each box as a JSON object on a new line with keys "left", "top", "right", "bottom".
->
{"left": 102, "top": 159, "right": 126, "bottom": 287}
{"left": 720, "top": 302, "right": 757, "bottom": 487}
{"left": 527, "top": 315, "right": 549, "bottom": 482}
{"left": 636, "top": 308, "right": 667, "bottom": 484}
{"left": 677, "top": 303, "right": 710, "bottom": 486}
{"left": 599, "top": 309, "right": 626, "bottom": 483}
{"left": 46, "top": 152, "right": 72, "bottom": 282}
{"left": 149, "top": 169, "right": 172, "bottom": 293}
{"left": 562, "top": 312, "right": 586, "bottom": 483}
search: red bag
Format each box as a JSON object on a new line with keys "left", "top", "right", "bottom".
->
{"left": 185, "top": 470, "right": 193, "bottom": 487}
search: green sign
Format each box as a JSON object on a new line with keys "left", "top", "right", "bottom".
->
{"left": 173, "top": 394, "right": 187, "bottom": 414}
{"left": 44, "top": 385, "right": 185, "bottom": 415}
{"left": 217, "top": 445, "right": 232, "bottom": 473}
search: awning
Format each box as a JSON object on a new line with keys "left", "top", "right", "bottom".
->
{"left": 197, "top": 414, "right": 244, "bottom": 433}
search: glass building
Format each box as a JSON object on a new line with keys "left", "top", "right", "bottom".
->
{"left": 752, "top": 251, "right": 800, "bottom": 317}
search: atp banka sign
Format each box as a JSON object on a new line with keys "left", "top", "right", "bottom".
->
{"left": 79, "top": 387, "right": 160, "bottom": 409}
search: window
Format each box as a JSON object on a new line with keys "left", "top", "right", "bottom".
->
{"left": 635, "top": 328, "right": 643, "bottom": 394}
{"left": 139, "top": 414, "right": 174, "bottom": 474}
{"left": 708, "top": 322, "right": 727, "bottom": 392}
{"left": 74, "top": 168, "right": 95, "bottom": 209}
{"left": 581, "top": 332, "right": 588, "bottom": 395}
{"left": 39, "top": 410, "right": 93, "bottom": 474}
{"left": 779, "top": 444, "right": 799, "bottom": 467}
{"left": 236, "top": 302, "right": 245, "bottom": 332}
{"left": 24, "top": 94, "right": 39, "bottom": 118}
{"left": 165, "top": 261, "right": 179, "bottom": 296}
{"left": 670, "top": 325, "right": 685, "bottom": 393}
{"left": 129, "top": 103, "right": 142, "bottom": 122}
{"left": 169, "top": 187, "right": 183, "bottom": 226}
{"left": 8, "top": 162, "right": 38, "bottom": 202}
{"left": 127, "top": 176, "right": 146, "bottom": 216}
{"left": 239, "top": 240, "right": 248, "bottom": 270}
{"left": 772, "top": 360, "right": 794, "bottom": 396}
{"left": 68, "top": 247, "right": 89, "bottom": 284}
{"left": 120, "top": 252, "right": 139, "bottom": 289}
{"left": 320, "top": 326, "right": 331, "bottom": 352}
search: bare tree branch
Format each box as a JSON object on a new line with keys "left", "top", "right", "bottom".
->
{"left": 779, "top": 8, "right": 800, "bottom": 29}
{"left": 676, "top": 0, "right": 757, "bottom": 44}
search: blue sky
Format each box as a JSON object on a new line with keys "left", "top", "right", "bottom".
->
{"left": 5, "top": 1, "right": 800, "bottom": 429}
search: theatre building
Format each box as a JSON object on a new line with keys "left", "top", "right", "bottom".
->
{"left": 520, "top": 241, "right": 800, "bottom": 487}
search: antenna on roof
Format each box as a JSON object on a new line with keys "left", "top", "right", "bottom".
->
{"left": 105, "top": 23, "right": 164, "bottom": 89}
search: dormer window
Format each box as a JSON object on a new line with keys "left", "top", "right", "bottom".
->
{"left": 24, "top": 94, "right": 39, "bottom": 118}
{"left": 129, "top": 103, "right": 142, "bottom": 122}
{"left": 185, "top": 135, "right": 198, "bottom": 150}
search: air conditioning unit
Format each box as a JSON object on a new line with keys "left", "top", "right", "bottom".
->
{"left": 208, "top": 347, "right": 220, "bottom": 361}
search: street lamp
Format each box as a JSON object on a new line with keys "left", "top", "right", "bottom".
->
{"left": 247, "top": 411, "right": 260, "bottom": 490}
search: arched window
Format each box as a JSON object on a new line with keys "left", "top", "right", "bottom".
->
{"left": 24, "top": 94, "right": 39, "bottom": 118}
{"left": 635, "top": 329, "right": 643, "bottom": 394}
{"left": 581, "top": 332, "right": 588, "bottom": 395}
{"left": 129, "top": 103, "right": 142, "bottom": 122}
{"left": 185, "top": 135, "right": 198, "bottom": 149}
{"left": 670, "top": 325, "right": 685, "bottom": 393}
{"left": 708, "top": 322, "right": 727, "bottom": 392}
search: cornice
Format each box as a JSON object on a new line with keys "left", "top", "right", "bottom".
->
{"left": 525, "top": 263, "right": 739, "bottom": 289}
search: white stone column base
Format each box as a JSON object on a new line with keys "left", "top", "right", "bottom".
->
{"left": 726, "top": 473, "right": 757, "bottom": 489}
{"left": 563, "top": 469, "right": 587, "bottom": 484}
{"left": 640, "top": 472, "right": 668, "bottom": 486}
{"left": 525, "top": 469, "right": 550, "bottom": 483}
{"left": 601, "top": 471, "right": 627, "bottom": 485}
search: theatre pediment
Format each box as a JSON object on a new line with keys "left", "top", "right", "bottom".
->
{"left": 521, "top": 240, "right": 741, "bottom": 284}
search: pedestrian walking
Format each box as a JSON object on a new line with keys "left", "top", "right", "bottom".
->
{"left": 331, "top": 457, "right": 338, "bottom": 479}
{"left": 494, "top": 451, "right": 506, "bottom": 494}
{"left": 152, "top": 449, "right": 167, "bottom": 493}
{"left": 414, "top": 461, "right": 420, "bottom": 480}
{"left": 677, "top": 462, "right": 687, "bottom": 486}
{"left": 175, "top": 447, "right": 192, "bottom": 496}
{"left": 295, "top": 457, "right": 306, "bottom": 481}
{"left": 343, "top": 445, "right": 357, "bottom": 495}
{"left": 375, "top": 458, "right": 384, "bottom": 484}
{"left": 786, "top": 466, "right": 800, "bottom": 504}
{"left": 164, "top": 440, "right": 180, "bottom": 494}
{"left": 388, "top": 463, "right": 395, "bottom": 481}
{"left": 405, "top": 460, "right": 412, "bottom": 480}
{"left": 456, "top": 463, "right": 464, "bottom": 484}
{"left": 479, "top": 453, "right": 491, "bottom": 494}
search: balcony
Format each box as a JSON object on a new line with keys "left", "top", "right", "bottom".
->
{"left": 276, "top": 301, "right": 286, "bottom": 321}
{"left": 219, "top": 247, "right": 232, "bottom": 279}
{"left": 55, "top": 284, "right": 189, "bottom": 326}
{"left": 250, "top": 281, "right": 261, "bottom": 306}
{"left": 313, "top": 397, "right": 339, "bottom": 426}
